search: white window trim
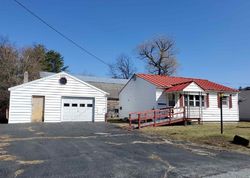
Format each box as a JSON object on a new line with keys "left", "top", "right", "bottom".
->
{"left": 184, "top": 94, "right": 205, "bottom": 107}
{"left": 222, "top": 96, "right": 229, "bottom": 106}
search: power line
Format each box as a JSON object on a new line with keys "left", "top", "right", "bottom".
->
{"left": 13, "top": 0, "right": 109, "bottom": 67}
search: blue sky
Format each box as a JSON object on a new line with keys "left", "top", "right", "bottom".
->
{"left": 1, "top": 0, "right": 250, "bottom": 88}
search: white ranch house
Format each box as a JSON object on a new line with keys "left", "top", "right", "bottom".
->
{"left": 119, "top": 74, "right": 239, "bottom": 122}
{"left": 8, "top": 72, "right": 108, "bottom": 123}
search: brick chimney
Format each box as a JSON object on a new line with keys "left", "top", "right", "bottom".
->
{"left": 23, "top": 71, "right": 28, "bottom": 83}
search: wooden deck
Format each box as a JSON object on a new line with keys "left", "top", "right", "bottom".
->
{"left": 129, "top": 107, "right": 200, "bottom": 129}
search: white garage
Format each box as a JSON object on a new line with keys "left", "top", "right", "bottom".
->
{"left": 8, "top": 72, "right": 108, "bottom": 123}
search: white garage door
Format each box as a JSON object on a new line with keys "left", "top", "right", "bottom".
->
{"left": 62, "top": 98, "right": 94, "bottom": 121}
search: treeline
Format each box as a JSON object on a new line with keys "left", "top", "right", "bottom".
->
{"left": 0, "top": 37, "right": 68, "bottom": 119}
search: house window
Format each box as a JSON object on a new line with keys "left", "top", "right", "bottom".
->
{"left": 80, "top": 104, "right": 85, "bottom": 107}
{"left": 195, "top": 95, "right": 200, "bottom": 106}
{"left": 184, "top": 95, "right": 205, "bottom": 107}
{"left": 201, "top": 96, "right": 205, "bottom": 107}
{"left": 72, "top": 104, "right": 78, "bottom": 107}
{"left": 168, "top": 94, "right": 176, "bottom": 106}
{"left": 64, "top": 103, "right": 70, "bottom": 107}
{"left": 189, "top": 95, "right": 194, "bottom": 106}
{"left": 87, "top": 104, "right": 93, "bottom": 107}
{"left": 184, "top": 95, "right": 188, "bottom": 106}
{"left": 222, "top": 96, "right": 229, "bottom": 106}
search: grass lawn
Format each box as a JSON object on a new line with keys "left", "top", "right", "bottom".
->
{"left": 140, "top": 122, "right": 250, "bottom": 154}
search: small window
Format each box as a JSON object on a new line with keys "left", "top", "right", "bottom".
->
{"left": 87, "top": 104, "right": 93, "bottom": 107}
{"left": 201, "top": 96, "right": 205, "bottom": 107}
{"left": 72, "top": 103, "right": 78, "bottom": 107}
{"left": 222, "top": 96, "right": 228, "bottom": 106}
{"left": 189, "top": 95, "right": 194, "bottom": 106}
{"left": 80, "top": 104, "right": 85, "bottom": 107}
{"left": 64, "top": 103, "right": 70, "bottom": 107}
{"left": 195, "top": 95, "right": 200, "bottom": 106}
{"left": 184, "top": 95, "right": 188, "bottom": 106}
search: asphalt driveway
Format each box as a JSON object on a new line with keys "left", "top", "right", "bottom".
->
{"left": 0, "top": 122, "right": 249, "bottom": 178}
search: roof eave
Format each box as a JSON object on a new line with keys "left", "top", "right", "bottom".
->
{"left": 204, "top": 89, "right": 239, "bottom": 93}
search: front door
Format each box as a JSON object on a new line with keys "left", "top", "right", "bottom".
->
{"left": 31, "top": 96, "right": 45, "bottom": 122}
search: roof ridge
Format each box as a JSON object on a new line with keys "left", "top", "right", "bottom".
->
{"left": 136, "top": 73, "right": 210, "bottom": 81}
{"left": 172, "top": 81, "right": 193, "bottom": 86}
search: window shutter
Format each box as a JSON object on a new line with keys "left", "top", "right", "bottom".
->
{"left": 206, "top": 93, "right": 209, "bottom": 108}
{"left": 229, "top": 94, "right": 232, "bottom": 108}
{"left": 179, "top": 94, "right": 184, "bottom": 107}
{"left": 217, "top": 93, "right": 221, "bottom": 108}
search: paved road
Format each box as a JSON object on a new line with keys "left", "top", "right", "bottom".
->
{"left": 0, "top": 122, "right": 249, "bottom": 178}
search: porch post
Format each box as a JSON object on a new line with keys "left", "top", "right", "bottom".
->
{"left": 183, "top": 105, "right": 186, "bottom": 118}
{"left": 129, "top": 114, "right": 131, "bottom": 128}
{"left": 153, "top": 110, "right": 156, "bottom": 127}
{"left": 138, "top": 113, "right": 141, "bottom": 129}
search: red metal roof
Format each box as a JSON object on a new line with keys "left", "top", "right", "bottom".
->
{"left": 136, "top": 74, "right": 238, "bottom": 92}
{"left": 165, "top": 82, "right": 192, "bottom": 92}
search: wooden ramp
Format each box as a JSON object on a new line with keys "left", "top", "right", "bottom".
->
{"left": 133, "top": 118, "right": 186, "bottom": 129}
{"left": 129, "top": 107, "right": 199, "bottom": 129}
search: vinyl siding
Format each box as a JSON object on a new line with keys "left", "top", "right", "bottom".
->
{"left": 183, "top": 82, "right": 203, "bottom": 93}
{"left": 202, "top": 92, "right": 239, "bottom": 122}
{"left": 119, "top": 77, "right": 156, "bottom": 118}
{"left": 9, "top": 73, "right": 107, "bottom": 123}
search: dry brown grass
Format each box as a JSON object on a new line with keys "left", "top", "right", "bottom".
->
{"left": 14, "top": 169, "right": 24, "bottom": 177}
{"left": 0, "top": 154, "right": 17, "bottom": 161}
{"left": 141, "top": 122, "right": 250, "bottom": 154}
{"left": 17, "top": 160, "right": 44, "bottom": 165}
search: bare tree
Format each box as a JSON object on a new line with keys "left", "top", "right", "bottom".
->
{"left": 19, "top": 44, "right": 47, "bottom": 81}
{"left": 137, "top": 36, "right": 178, "bottom": 75}
{"left": 0, "top": 38, "right": 20, "bottom": 110}
{"left": 109, "top": 54, "right": 136, "bottom": 79}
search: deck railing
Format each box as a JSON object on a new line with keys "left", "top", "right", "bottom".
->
{"left": 129, "top": 107, "right": 185, "bottom": 129}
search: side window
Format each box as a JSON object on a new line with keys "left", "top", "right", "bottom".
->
{"left": 64, "top": 103, "right": 70, "bottom": 107}
{"left": 72, "top": 104, "right": 78, "bottom": 107}
{"left": 87, "top": 104, "right": 93, "bottom": 107}
{"left": 80, "top": 104, "right": 85, "bottom": 107}
{"left": 222, "top": 96, "right": 228, "bottom": 106}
